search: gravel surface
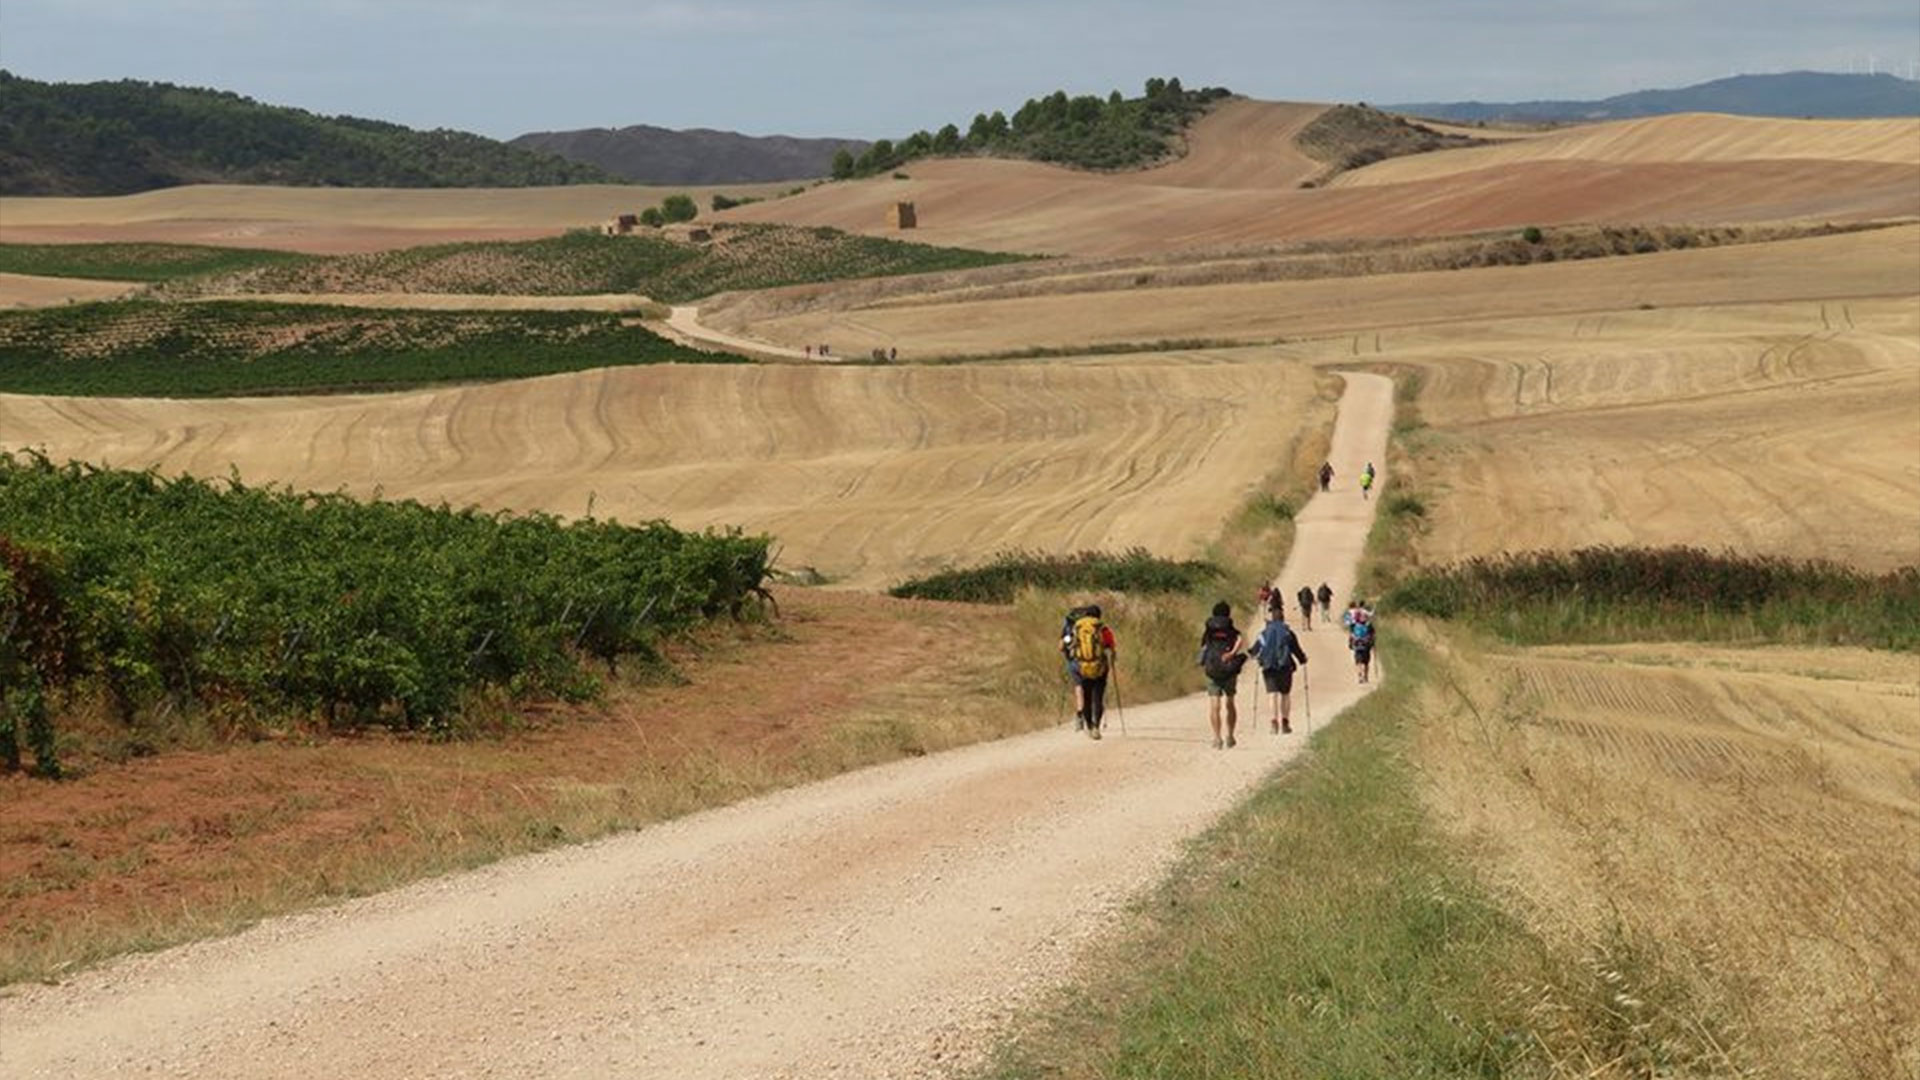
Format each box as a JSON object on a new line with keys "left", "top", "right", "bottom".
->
{"left": 0, "top": 374, "right": 1392, "bottom": 1080}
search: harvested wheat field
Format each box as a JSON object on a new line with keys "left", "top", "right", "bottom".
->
{"left": 0, "top": 182, "right": 793, "bottom": 254}
{"left": 0, "top": 353, "right": 1327, "bottom": 589}
{"left": 722, "top": 224, "right": 1920, "bottom": 356}
{"left": 0, "top": 272, "right": 142, "bottom": 308}
{"left": 1418, "top": 635, "right": 1920, "bottom": 1078}
{"left": 721, "top": 102, "right": 1920, "bottom": 256}
{"left": 1394, "top": 297, "right": 1920, "bottom": 570}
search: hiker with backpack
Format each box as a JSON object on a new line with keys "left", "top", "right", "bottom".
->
{"left": 1252, "top": 605, "right": 1309, "bottom": 735}
{"left": 1316, "top": 582, "right": 1334, "bottom": 623}
{"left": 1343, "top": 599, "right": 1376, "bottom": 684}
{"left": 1061, "top": 604, "right": 1116, "bottom": 739}
{"left": 1360, "top": 462, "right": 1376, "bottom": 500}
{"left": 1318, "top": 461, "right": 1334, "bottom": 492}
{"left": 1198, "top": 601, "right": 1247, "bottom": 749}
{"left": 1296, "top": 585, "right": 1315, "bottom": 631}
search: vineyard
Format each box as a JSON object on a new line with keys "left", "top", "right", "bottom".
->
{"left": 171, "top": 225, "right": 1035, "bottom": 302}
{"left": 0, "top": 452, "right": 772, "bottom": 777}
{"left": 0, "top": 242, "right": 310, "bottom": 283}
{"left": 0, "top": 299, "right": 738, "bottom": 396}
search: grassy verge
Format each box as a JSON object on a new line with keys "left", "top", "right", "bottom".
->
{"left": 976, "top": 626, "right": 1739, "bottom": 1078}
{"left": 0, "top": 242, "right": 312, "bottom": 283}
{"left": 0, "top": 299, "right": 740, "bottom": 397}
{"left": 1388, "top": 547, "right": 1920, "bottom": 652}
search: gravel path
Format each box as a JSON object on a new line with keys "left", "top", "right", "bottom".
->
{"left": 0, "top": 372, "right": 1393, "bottom": 1080}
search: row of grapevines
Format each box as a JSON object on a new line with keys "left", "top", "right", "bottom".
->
{"left": 0, "top": 452, "right": 771, "bottom": 776}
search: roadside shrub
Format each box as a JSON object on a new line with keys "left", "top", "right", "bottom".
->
{"left": 1523, "top": 226, "right": 1545, "bottom": 244}
{"left": 1388, "top": 547, "right": 1920, "bottom": 651}
{"left": 890, "top": 548, "right": 1221, "bottom": 605}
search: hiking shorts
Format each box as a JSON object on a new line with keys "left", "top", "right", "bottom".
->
{"left": 1352, "top": 644, "right": 1373, "bottom": 665}
{"left": 1261, "top": 667, "right": 1296, "bottom": 694}
{"left": 1205, "top": 674, "right": 1238, "bottom": 697}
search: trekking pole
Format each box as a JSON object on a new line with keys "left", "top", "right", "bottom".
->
{"left": 1304, "top": 665, "right": 1313, "bottom": 736}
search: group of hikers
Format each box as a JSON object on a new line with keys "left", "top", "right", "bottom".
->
{"left": 1058, "top": 456, "right": 1382, "bottom": 744}
{"left": 1059, "top": 589, "right": 1376, "bottom": 748}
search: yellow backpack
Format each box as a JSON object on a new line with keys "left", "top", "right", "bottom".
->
{"left": 1071, "top": 614, "right": 1107, "bottom": 679}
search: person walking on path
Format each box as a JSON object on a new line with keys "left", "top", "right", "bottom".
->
{"left": 1360, "top": 462, "right": 1376, "bottom": 500}
{"left": 1252, "top": 606, "right": 1309, "bottom": 735}
{"left": 1318, "top": 461, "right": 1334, "bottom": 492}
{"left": 1198, "top": 601, "right": 1247, "bottom": 750}
{"left": 1296, "top": 585, "right": 1315, "bottom": 630}
{"left": 1343, "top": 599, "right": 1376, "bottom": 684}
{"left": 1062, "top": 605, "right": 1116, "bottom": 739}
{"left": 1316, "top": 582, "right": 1334, "bottom": 623}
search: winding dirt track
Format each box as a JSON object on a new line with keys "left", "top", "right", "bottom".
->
{"left": 0, "top": 374, "right": 1393, "bottom": 1080}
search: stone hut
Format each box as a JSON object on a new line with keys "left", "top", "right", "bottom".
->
{"left": 889, "top": 201, "right": 918, "bottom": 229}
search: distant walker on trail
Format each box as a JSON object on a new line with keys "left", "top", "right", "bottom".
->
{"left": 1296, "top": 585, "right": 1315, "bottom": 631}
{"left": 1061, "top": 604, "right": 1116, "bottom": 739}
{"left": 1318, "top": 461, "right": 1334, "bottom": 492}
{"left": 1343, "top": 599, "right": 1376, "bottom": 684}
{"left": 1316, "top": 582, "right": 1333, "bottom": 623}
{"left": 1198, "top": 601, "right": 1247, "bottom": 750}
{"left": 1252, "top": 606, "right": 1308, "bottom": 735}
{"left": 1360, "top": 462, "right": 1376, "bottom": 500}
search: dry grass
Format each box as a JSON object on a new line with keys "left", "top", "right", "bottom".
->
{"left": 1414, "top": 632, "right": 1920, "bottom": 1078}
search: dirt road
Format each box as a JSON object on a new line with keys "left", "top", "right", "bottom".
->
{"left": 0, "top": 374, "right": 1393, "bottom": 1080}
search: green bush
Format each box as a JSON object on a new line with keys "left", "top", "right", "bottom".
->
{"left": 660, "top": 194, "right": 698, "bottom": 223}
{"left": 1523, "top": 226, "right": 1545, "bottom": 244}
{"left": 890, "top": 548, "right": 1221, "bottom": 605}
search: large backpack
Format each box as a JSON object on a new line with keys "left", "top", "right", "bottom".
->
{"left": 1349, "top": 617, "right": 1374, "bottom": 646}
{"left": 1257, "top": 623, "right": 1298, "bottom": 671}
{"left": 1200, "top": 625, "right": 1244, "bottom": 681}
{"left": 1070, "top": 614, "right": 1107, "bottom": 679}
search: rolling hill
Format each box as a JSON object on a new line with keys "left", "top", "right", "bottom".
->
{"left": 720, "top": 99, "right": 1920, "bottom": 256}
{"left": 509, "top": 125, "right": 867, "bottom": 184}
{"left": 1391, "top": 71, "right": 1920, "bottom": 123}
{"left": 0, "top": 70, "right": 620, "bottom": 196}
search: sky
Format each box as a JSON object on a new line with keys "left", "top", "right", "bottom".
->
{"left": 3, "top": 1, "right": 1917, "bottom": 139}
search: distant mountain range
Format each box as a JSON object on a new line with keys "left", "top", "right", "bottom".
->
{"left": 0, "top": 71, "right": 620, "bottom": 196}
{"left": 510, "top": 126, "right": 868, "bottom": 184}
{"left": 1390, "top": 72, "right": 1920, "bottom": 124}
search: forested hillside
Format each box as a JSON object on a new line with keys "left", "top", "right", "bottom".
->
{"left": 0, "top": 71, "right": 620, "bottom": 195}
{"left": 832, "top": 77, "right": 1231, "bottom": 177}
{"left": 511, "top": 125, "right": 867, "bottom": 184}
